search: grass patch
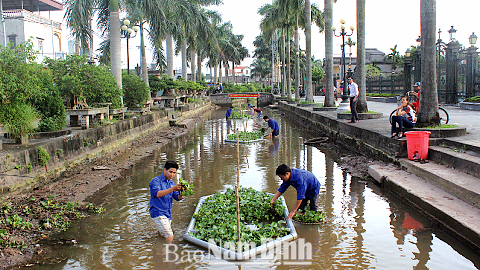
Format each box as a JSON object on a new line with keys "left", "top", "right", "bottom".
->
{"left": 300, "top": 100, "right": 315, "bottom": 104}
{"left": 366, "top": 93, "right": 398, "bottom": 97}
{"left": 464, "top": 96, "right": 480, "bottom": 103}
{"left": 421, "top": 124, "right": 458, "bottom": 129}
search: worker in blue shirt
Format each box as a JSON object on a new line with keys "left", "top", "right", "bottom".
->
{"left": 149, "top": 161, "right": 183, "bottom": 242}
{"left": 225, "top": 106, "right": 233, "bottom": 119}
{"left": 270, "top": 164, "right": 321, "bottom": 220}
{"left": 263, "top": 115, "right": 280, "bottom": 138}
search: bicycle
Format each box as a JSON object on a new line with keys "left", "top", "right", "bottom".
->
{"left": 389, "top": 93, "right": 449, "bottom": 125}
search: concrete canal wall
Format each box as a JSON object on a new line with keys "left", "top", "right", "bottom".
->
{"left": 210, "top": 93, "right": 275, "bottom": 107}
{"left": 0, "top": 101, "right": 213, "bottom": 193}
{"left": 276, "top": 101, "right": 405, "bottom": 160}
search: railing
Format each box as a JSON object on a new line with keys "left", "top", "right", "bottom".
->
{"left": 3, "top": 9, "right": 61, "bottom": 30}
{"left": 366, "top": 75, "right": 405, "bottom": 95}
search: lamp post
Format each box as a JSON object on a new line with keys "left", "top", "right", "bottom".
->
{"left": 466, "top": 32, "right": 478, "bottom": 99}
{"left": 346, "top": 37, "right": 356, "bottom": 80}
{"left": 404, "top": 48, "right": 413, "bottom": 93}
{"left": 445, "top": 26, "right": 459, "bottom": 104}
{"left": 121, "top": 19, "right": 139, "bottom": 74}
{"left": 333, "top": 18, "right": 354, "bottom": 103}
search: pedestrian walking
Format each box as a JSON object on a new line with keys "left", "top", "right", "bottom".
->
{"left": 348, "top": 76, "right": 359, "bottom": 123}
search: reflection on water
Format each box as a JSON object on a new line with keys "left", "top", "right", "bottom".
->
{"left": 30, "top": 110, "right": 479, "bottom": 270}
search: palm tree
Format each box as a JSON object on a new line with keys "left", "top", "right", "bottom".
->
{"left": 356, "top": 0, "right": 368, "bottom": 113}
{"left": 417, "top": 0, "right": 440, "bottom": 126}
{"left": 384, "top": 44, "right": 401, "bottom": 70}
{"left": 324, "top": 0, "right": 334, "bottom": 107}
{"left": 251, "top": 58, "right": 271, "bottom": 88}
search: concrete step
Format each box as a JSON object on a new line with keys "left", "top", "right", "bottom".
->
{"left": 399, "top": 158, "right": 480, "bottom": 209}
{"left": 368, "top": 163, "right": 480, "bottom": 253}
{"left": 429, "top": 146, "right": 480, "bottom": 178}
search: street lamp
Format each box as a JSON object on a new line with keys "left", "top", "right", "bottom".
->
{"left": 333, "top": 18, "right": 354, "bottom": 103}
{"left": 448, "top": 26, "right": 457, "bottom": 41}
{"left": 121, "top": 19, "right": 139, "bottom": 74}
{"left": 469, "top": 32, "right": 478, "bottom": 46}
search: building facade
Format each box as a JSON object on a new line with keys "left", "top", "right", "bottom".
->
{"left": 1, "top": 0, "right": 64, "bottom": 62}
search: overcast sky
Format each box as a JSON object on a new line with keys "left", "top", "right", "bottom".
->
{"left": 44, "top": 0, "right": 480, "bottom": 71}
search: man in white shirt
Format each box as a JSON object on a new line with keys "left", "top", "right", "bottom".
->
{"left": 348, "top": 76, "right": 359, "bottom": 123}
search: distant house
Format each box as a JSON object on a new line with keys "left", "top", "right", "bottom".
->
{"left": 0, "top": 0, "right": 65, "bottom": 62}
{"left": 227, "top": 66, "right": 251, "bottom": 84}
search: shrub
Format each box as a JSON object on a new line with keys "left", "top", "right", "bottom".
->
{"left": 37, "top": 146, "right": 50, "bottom": 167}
{"left": 122, "top": 72, "right": 150, "bottom": 108}
{"left": 0, "top": 40, "right": 44, "bottom": 139}
{"left": 44, "top": 55, "right": 123, "bottom": 109}
{"left": 464, "top": 96, "right": 480, "bottom": 103}
{"left": 30, "top": 68, "right": 66, "bottom": 132}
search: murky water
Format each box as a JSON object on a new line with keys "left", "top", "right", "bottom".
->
{"left": 29, "top": 109, "right": 479, "bottom": 269}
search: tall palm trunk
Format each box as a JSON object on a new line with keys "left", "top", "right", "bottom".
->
{"left": 140, "top": 23, "right": 149, "bottom": 85}
{"left": 224, "top": 63, "right": 229, "bottom": 85}
{"left": 110, "top": 0, "right": 122, "bottom": 90}
{"left": 286, "top": 28, "right": 292, "bottom": 100}
{"left": 356, "top": 0, "right": 367, "bottom": 112}
{"left": 295, "top": 28, "right": 300, "bottom": 101}
{"left": 166, "top": 33, "right": 174, "bottom": 78}
{"left": 219, "top": 62, "right": 223, "bottom": 83}
{"left": 324, "top": 0, "right": 335, "bottom": 107}
{"left": 232, "top": 61, "right": 235, "bottom": 85}
{"left": 197, "top": 53, "right": 202, "bottom": 82}
{"left": 214, "top": 65, "right": 218, "bottom": 84}
{"left": 418, "top": 0, "right": 439, "bottom": 126}
{"left": 305, "top": 0, "right": 313, "bottom": 101}
{"left": 182, "top": 41, "right": 187, "bottom": 80}
{"left": 281, "top": 32, "right": 286, "bottom": 97}
{"left": 191, "top": 51, "right": 196, "bottom": 83}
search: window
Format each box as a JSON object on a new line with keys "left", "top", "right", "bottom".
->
{"left": 37, "top": 38, "right": 44, "bottom": 53}
{"left": 8, "top": 35, "right": 16, "bottom": 49}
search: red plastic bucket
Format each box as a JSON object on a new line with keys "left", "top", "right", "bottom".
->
{"left": 405, "top": 131, "right": 431, "bottom": 160}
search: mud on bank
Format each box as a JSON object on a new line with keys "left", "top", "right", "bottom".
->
{"left": 0, "top": 114, "right": 206, "bottom": 269}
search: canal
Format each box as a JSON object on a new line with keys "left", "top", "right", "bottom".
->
{"left": 29, "top": 109, "right": 480, "bottom": 269}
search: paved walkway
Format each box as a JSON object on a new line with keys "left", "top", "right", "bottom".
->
{"left": 312, "top": 96, "right": 480, "bottom": 149}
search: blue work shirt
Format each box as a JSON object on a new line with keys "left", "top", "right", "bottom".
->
{"left": 149, "top": 174, "right": 181, "bottom": 220}
{"left": 278, "top": 168, "right": 320, "bottom": 200}
{"left": 267, "top": 118, "right": 280, "bottom": 131}
{"left": 226, "top": 108, "right": 232, "bottom": 118}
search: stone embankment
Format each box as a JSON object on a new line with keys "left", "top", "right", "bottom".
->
{"left": 0, "top": 101, "right": 213, "bottom": 193}
{"left": 275, "top": 100, "right": 480, "bottom": 253}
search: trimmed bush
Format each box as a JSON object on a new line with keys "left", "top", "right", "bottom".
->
{"left": 122, "top": 72, "right": 150, "bottom": 108}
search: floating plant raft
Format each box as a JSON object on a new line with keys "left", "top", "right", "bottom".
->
{"left": 230, "top": 110, "right": 251, "bottom": 119}
{"left": 225, "top": 131, "right": 264, "bottom": 143}
{"left": 183, "top": 187, "right": 297, "bottom": 260}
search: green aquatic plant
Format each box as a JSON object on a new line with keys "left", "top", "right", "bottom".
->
{"left": 192, "top": 187, "right": 289, "bottom": 246}
{"left": 179, "top": 178, "right": 194, "bottom": 196}
{"left": 227, "top": 131, "right": 263, "bottom": 141}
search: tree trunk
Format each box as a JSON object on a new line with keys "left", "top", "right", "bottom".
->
{"left": 232, "top": 61, "right": 235, "bottom": 85}
{"left": 197, "top": 52, "right": 202, "bottom": 82}
{"left": 286, "top": 28, "right": 292, "bottom": 100}
{"left": 295, "top": 28, "right": 300, "bottom": 101}
{"left": 417, "top": 0, "right": 439, "bottom": 126}
{"left": 219, "top": 62, "right": 223, "bottom": 83}
{"left": 214, "top": 65, "right": 218, "bottom": 84}
{"left": 305, "top": 0, "right": 313, "bottom": 102}
{"left": 324, "top": 0, "right": 335, "bottom": 107}
{"left": 224, "top": 63, "right": 229, "bottom": 85}
{"left": 166, "top": 33, "right": 174, "bottom": 78}
{"left": 356, "top": 0, "right": 368, "bottom": 112}
{"left": 182, "top": 41, "right": 187, "bottom": 80}
{"left": 140, "top": 23, "right": 149, "bottom": 86}
{"left": 191, "top": 51, "right": 196, "bottom": 83}
{"left": 109, "top": 0, "right": 121, "bottom": 90}
{"left": 281, "top": 32, "right": 286, "bottom": 97}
